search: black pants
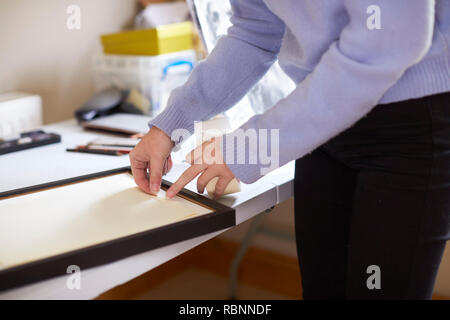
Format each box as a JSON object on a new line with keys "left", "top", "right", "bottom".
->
{"left": 294, "top": 92, "right": 450, "bottom": 300}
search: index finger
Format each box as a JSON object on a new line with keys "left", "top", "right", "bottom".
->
{"left": 166, "top": 164, "right": 206, "bottom": 199}
{"left": 186, "top": 144, "right": 202, "bottom": 165}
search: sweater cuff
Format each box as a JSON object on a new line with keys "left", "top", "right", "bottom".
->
{"left": 221, "top": 130, "right": 264, "bottom": 184}
{"left": 149, "top": 105, "right": 195, "bottom": 145}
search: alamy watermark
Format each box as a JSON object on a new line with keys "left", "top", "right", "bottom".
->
{"left": 367, "top": 5, "right": 382, "bottom": 30}
{"left": 171, "top": 123, "right": 280, "bottom": 177}
{"left": 66, "top": 5, "right": 81, "bottom": 30}
{"left": 366, "top": 265, "right": 381, "bottom": 290}
{"left": 66, "top": 265, "right": 81, "bottom": 290}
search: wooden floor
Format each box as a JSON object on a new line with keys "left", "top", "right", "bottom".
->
{"left": 96, "top": 238, "right": 302, "bottom": 300}
{"left": 134, "top": 268, "right": 291, "bottom": 300}
{"left": 96, "top": 238, "right": 448, "bottom": 300}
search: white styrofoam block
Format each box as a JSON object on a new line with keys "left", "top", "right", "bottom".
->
{"left": 0, "top": 92, "right": 42, "bottom": 139}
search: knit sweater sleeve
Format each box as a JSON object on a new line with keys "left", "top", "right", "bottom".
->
{"left": 149, "top": 0, "right": 285, "bottom": 141}
{"left": 224, "top": 0, "right": 435, "bottom": 183}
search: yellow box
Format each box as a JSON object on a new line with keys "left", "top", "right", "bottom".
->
{"left": 101, "top": 22, "right": 194, "bottom": 56}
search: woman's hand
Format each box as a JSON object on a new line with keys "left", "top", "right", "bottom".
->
{"left": 166, "top": 137, "right": 235, "bottom": 199}
{"left": 129, "top": 126, "right": 174, "bottom": 195}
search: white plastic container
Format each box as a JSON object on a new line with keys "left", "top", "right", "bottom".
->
{"left": 92, "top": 50, "right": 196, "bottom": 117}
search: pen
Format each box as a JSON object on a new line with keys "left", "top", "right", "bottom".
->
{"left": 66, "top": 148, "right": 127, "bottom": 156}
{"left": 86, "top": 145, "right": 133, "bottom": 153}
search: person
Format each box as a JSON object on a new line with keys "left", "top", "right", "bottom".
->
{"left": 130, "top": 0, "right": 450, "bottom": 299}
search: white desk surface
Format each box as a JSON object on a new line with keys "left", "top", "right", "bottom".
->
{"left": 0, "top": 120, "right": 294, "bottom": 300}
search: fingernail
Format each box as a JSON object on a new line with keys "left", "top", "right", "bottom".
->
{"left": 150, "top": 183, "right": 159, "bottom": 194}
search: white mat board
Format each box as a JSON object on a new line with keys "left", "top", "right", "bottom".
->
{"left": 0, "top": 173, "right": 212, "bottom": 269}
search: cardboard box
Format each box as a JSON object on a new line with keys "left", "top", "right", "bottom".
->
{"left": 101, "top": 21, "right": 194, "bottom": 56}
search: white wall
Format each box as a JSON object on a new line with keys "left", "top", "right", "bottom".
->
{"left": 0, "top": 0, "right": 138, "bottom": 123}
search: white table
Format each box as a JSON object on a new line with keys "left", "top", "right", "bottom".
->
{"left": 0, "top": 120, "right": 294, "bottom": 299}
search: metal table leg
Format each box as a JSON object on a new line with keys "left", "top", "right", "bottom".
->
{"left": 228, "top": 206, "right": 274, "bottom": 300}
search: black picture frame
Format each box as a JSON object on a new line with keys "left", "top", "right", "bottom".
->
{"left": 0, "top": 167, "right": 235, "bottom": 292}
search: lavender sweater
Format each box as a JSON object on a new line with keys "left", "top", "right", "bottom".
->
{"left": 151, "top": 0, "right": 450, "bottom": 183}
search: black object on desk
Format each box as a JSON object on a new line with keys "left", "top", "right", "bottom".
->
{"left": 75, "top": 87, "right": 123, "bottom": 122}
{"left": 0, "top": 130, "right": 61, "bottom": 156}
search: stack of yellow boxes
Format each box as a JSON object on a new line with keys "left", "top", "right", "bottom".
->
{"left": 101, "top": 21, "right": 194, "bottom": 56}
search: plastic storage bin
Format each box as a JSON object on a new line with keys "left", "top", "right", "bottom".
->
{"left": 92, "top": 50, "right": 196, "bottom": 116}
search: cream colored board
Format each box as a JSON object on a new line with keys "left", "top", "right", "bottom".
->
{"left": 205, "top": 177, "right": 241, "bottom": 197}
{"left": 0, "top": 173, "right": 212, "bottom": 269}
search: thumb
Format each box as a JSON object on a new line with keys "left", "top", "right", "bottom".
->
{"left": 149, "top": 158, "right": 164, "bottom": 195}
